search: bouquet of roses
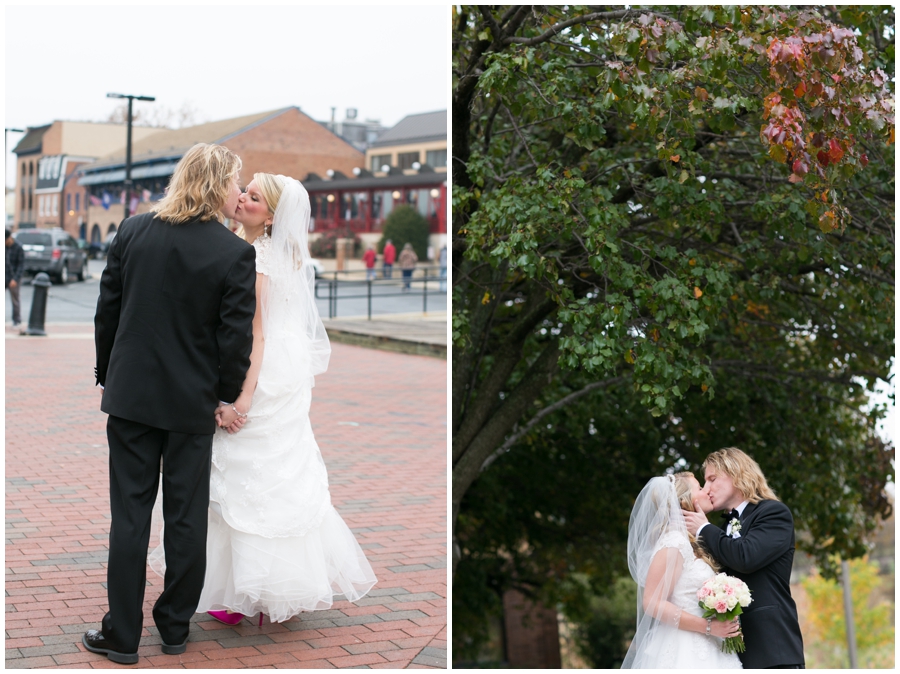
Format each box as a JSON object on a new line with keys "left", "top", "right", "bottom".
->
{"left": 697, "top": 573, "right": 752, "bottom": 654}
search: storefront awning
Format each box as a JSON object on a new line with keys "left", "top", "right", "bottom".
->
{"left": 78, "top": 161, "right": 180, "bottom": 186}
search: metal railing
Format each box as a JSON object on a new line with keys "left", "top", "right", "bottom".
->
{"left": 315, "top": 265, "right": 447, "bottom": 320}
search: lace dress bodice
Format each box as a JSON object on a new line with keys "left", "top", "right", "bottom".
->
{"left": 644, "top": 531, "right": 742, "bottom": 669}
{"left": 252, "top": 234, "right": 272, "bottom": 275}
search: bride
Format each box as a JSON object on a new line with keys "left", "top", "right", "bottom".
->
{"left": 150, "top": 173, "right": 376, "bottom": 624}
{"left": 621, "top": 472, "right": 742, "bottom": 669}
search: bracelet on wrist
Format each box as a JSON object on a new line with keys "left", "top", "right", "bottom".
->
{"left": 231, "top": 403, "right": 248, "bottom": 419}
{"left": 706, "top": 617, "right": 712, "bottom": 636}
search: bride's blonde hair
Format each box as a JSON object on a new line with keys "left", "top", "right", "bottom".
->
{"left": 673, "top": 472, "right": 720, "bottom": 572}
{"left": 237, "top": 172, "right": 284, "bottom": 241}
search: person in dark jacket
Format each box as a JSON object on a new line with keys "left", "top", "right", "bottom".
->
{"left": 84, "top": 144, "right": 256, "bottom": 665}
{"left": 5, "top": 228, "right": 25, "bottom": 326}
{"left": 682, "top": 447, "right": 805, "bottom": 669}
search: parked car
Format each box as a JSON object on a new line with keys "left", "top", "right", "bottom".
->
{"left": 99, "top": 232, "right": 117, "bottom": 258}
{"left": 14, "top": 228, "right": 90, "bottom": 284}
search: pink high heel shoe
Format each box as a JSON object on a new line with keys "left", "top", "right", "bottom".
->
{"left": 207, "top": 610, "right": 264, "bottom": 626}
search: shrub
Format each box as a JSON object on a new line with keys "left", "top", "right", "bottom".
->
{"left": 310, "top": 230, "right": 362, "bottom": 259}
{"left": 801, "top": 556, "right": 894, "bottom": 668}
{"left": 379, "top": 205, "right": 430, "bottom": 260}
{"left": 574, "top": 576, "right": 637, "bottom": 669}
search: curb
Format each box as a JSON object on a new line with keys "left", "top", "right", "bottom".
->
{"left": 325, "top": 328, "right": 447, "bottom": 359}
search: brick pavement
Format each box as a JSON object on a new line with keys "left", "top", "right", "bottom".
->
{"left": 5, "top": 327, "right": 447, "bottom": 669}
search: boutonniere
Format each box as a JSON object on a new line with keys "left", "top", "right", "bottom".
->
{"left": 729, "top": 518, "right": 742, "bottom": 538}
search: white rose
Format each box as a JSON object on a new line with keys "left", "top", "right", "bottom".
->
{"left": 704, "top": 595, "right": 717, "bottom": 609}
{"left": 726, "top": 595, "right": 738, "bottom": 610}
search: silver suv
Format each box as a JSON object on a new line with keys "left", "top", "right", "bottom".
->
{"left": 14, "top": 228, "right": 90, "bottom": 284}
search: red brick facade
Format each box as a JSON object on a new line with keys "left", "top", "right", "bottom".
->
{"left": 224, "top": 108, "right": 364, "bottom": 185}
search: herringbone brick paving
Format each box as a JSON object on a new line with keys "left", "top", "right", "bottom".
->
{"left": 6, "top": 327, "right": 447, "bottom": 668}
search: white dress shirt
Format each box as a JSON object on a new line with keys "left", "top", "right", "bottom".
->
{"left": 698, "top": 500, "right": 750, "bottom": 537}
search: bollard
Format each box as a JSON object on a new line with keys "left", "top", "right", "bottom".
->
{"left": 25, "top": 272, "right": 51, "bottom": 336}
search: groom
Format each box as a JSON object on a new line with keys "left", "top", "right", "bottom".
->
{"left": 86, "top": 144, "right": 257, "bottom": 664}
{"left": 682, "top": 447, "right": 805, "bottom": 669}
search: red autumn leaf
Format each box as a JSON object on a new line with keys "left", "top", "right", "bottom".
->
{"left": 792, "top": 159, "right": 808, "bottom": 176}
{"left": 817, "top": 150, "right": 830, "bottom": 167}
{"left": 670, "top": 154, "right": 681, "bottom": 163}
{"left": 794, "top": 81, "right": 807, "bottom": 97}
{"left": 811, "top": 82, "right": 824, "bottom": 97}
{"left": 828, "top": 138, "right": 844, "bottom": 163}
{"left": 831, "top": 74, "right": 842, "bottom": 84}
{"left": 695, "top": 87, "right": 709, "bottom": 102}
{"left": 788, "top": 173, "right": 804, "bottom": 183}
{"left": 811, "top": 132, "right": 826, "bottom": 148}
{"left": 860, "top": 153, "right": 869, "bottom": 167}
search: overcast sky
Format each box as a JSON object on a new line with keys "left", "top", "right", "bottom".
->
{"left": 4, "top": 3, "right": 448, "bottom": 187}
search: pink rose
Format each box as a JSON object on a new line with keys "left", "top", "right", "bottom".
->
{"left": 699, "top": 586, "right": 711, "bottom": 598}
{"left": 725, "top": 585, "right": 735, "bottom": 596}
{"left": 715, "top": 600, "right": 728, "bottom": 613}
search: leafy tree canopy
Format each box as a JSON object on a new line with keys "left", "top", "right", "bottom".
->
{"left": 452, "top": 4, "right": 894, "bottom": 659}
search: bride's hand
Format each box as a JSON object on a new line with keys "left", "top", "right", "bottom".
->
{"left": 709, "top": 617, "right": 742, "bottom": 639}
{"left": 225, "top": 416, "right": 246, "bottom": 434}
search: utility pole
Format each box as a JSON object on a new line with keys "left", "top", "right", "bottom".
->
{"left": 106, "top": 93, "right": 155, "bottom": 218}
{"left": 841, "top": 559, "right": 858, "bottom": 668}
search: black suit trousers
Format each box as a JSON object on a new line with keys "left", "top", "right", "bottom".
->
{"left": 102, "top": 415, "right": 212, "bottom": 652}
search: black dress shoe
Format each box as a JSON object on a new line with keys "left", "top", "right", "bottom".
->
{"left": 160, "top": 636, "right": 188, "bottom": 655}
{"left": 82, "top": 629, "right": 139, "bottom": 664}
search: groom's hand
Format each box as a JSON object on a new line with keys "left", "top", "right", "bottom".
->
{"left": 681, "top": 507, "right": 709, "bottom": 535}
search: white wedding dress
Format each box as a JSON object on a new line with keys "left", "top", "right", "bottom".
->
{"left": 636, "top": 531, "right": 742, "bottom": 669}
{"left": 623, "top": 476, "right": 742, "bottom": 669}
{"left": 150, "top": 183, "right": 376, "bottom": 621}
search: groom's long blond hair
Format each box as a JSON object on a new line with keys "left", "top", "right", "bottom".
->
{"left": 702, "top": 447, "right": 779, "bottom": 504}
{"left": 152, "top": 143, "right": 241, "bottom": 224}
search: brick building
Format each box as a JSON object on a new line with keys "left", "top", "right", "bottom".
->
{"left": 366, "top": 110, "right": 447, "bottom": 174}
{"left": 11, "top": 121, "right": 162, "bottom": 236}
{"left": 79, "top": 107, "right": 364, "bottom": 244}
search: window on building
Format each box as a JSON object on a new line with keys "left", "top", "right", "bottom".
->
{"left": 397, "top": 152, "right": 420, "bottom": 170}
{"left": 75, "top": 193, "right": 80, "bottom": 211}
{"left": 370, "top": 154, "right": 392, "bottom": 172}
{"left": 21, "top": 163, "right": 25, "bottom": 176}
{"left": 426, "top": 149, "right": 447, "bottom": 168}
{"left": 29, "top": 162, "right": 33, "bottom": 175}
{"left": 38, "top": 196, "right": 43, "bottom": 217}
{"left": 53, "top": 196, "right": 58, "bottom": 216}
{"left": 67, "top": 194, "right": 71, "bottom": 212}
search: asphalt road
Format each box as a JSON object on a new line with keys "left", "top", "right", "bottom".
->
{"left": 7, "top": 259, "right": 447, "bottom": 325}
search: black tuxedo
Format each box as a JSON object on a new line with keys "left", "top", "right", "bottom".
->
{"left": 96, "top": 212, "right": 256, "bottom": 434}
{"left": 94, "top": 212, "right": 256, "bottom": 653}
{"left": 700, "top": 500, "right": 805, "bottom": 668}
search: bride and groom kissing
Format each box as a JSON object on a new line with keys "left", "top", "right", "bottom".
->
{"left": 623, "top": 447, "right": 805, "bottom": 669}
{"left": 84, "top": 143, "right": 376, "bottom": 664}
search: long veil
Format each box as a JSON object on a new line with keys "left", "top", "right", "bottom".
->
{"left": 262, "top": 175, "right": 330, "bottom": 379}
{"left": 621, "top": 475, "right": 690, "bottom": 669}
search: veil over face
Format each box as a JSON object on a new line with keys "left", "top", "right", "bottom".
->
{"left": 622, "top": 475, "right": 691, "bottom": 669}
{"left": 261, "top": 175, "right": 331, "bottom": 379}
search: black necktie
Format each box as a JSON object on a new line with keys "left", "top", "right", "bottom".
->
{"left": 721, "top": 509, "right": 740, "bottom": 522}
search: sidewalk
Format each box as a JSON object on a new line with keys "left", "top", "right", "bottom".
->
{"left": 323, "top": 313, "right": 447, "bottom": 359}
{"left": 5, "top": 326, "right": 447, "bottom": 669}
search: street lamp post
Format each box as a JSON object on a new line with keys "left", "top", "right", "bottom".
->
{"left": 6, "top": 128, "right": 26, "bottom": 228}
{"left": 106, "top": 93, "right": 154, "bottom": 219}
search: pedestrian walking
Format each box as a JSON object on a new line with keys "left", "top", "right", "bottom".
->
{"left": 86, "top": 143, "right": 256, "bottom": 665}
{"left": 383, "top": 238, "right": 396, "bottom": 278}
{"left": 399, "top": 242, "right": 418, "bottom": 292}
{"left": 363, "top": 245, "right": 377, "bottom": 281}
{"left": 439, "top": 244, "right": 447, "bottom": 292}
{"left": 5, "top": 229, "right": 25, "bottom": 327}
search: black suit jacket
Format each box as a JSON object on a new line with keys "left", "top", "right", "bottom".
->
{"left": 699, "top": 500, "right": 805, "bottom": 668}
{"left": 95, "top": 212, "right": 256, "bottom": 435}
